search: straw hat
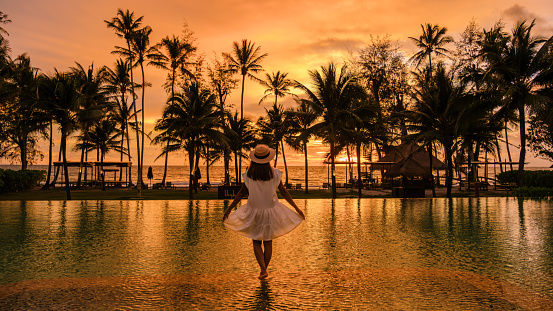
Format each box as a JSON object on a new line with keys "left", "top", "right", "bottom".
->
{"left": 249, "top": 144, "right": 276, "bottom": 164}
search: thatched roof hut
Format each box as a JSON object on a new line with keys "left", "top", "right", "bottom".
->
{"left": 371, "top": 142, "right": 446, "bottom": 178}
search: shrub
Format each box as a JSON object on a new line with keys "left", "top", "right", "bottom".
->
{"left": 512, "top": 186, "right": 553, "bottom": 199}
{"left": 0, "top": 169, "right": 46, "bottom": 193}
{"left": 496, "top": 170, "right": 553, "bottom": 188}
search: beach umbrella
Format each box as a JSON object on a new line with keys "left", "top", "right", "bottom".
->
{"left": 147, "top": 166, "right": 153, "bottom": 186}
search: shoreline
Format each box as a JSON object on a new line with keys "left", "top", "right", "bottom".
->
{"left": 0, "top": 186, "right": 512, "bottom": 201}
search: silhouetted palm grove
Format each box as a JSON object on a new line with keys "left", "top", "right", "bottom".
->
{"left": 1, "top": 9, "right": 553, "bottom": 199}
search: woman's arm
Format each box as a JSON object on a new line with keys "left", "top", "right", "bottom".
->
{"left": 222, "top": 184, "right": 247, "bottom": 221}
{"left": 277, "top": 181, "right": 305, "bottom": 219}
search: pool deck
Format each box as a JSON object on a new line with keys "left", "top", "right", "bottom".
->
{"left": 1, "top": 268, "right": 551, "bottom": 310}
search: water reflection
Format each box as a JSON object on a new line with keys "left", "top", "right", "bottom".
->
{"left": 251, "top": 281, "right": 274, "bottom": 310}
{"left": 0, "top": 198, "right": 552, "bottom": 300}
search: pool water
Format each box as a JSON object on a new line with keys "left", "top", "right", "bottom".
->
{"left": 1, "top": 198, "right": 553, "bottom": 309}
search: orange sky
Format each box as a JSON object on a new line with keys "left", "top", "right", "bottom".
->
{"left": 3, "top": 0, "right": 553, "bottom": 166}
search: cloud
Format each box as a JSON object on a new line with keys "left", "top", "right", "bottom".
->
{"left": 501, "top": 4, "right": 553, "bottom": 35}
{"left": 502, "top": 4, "right": 539, "bottom": 22}
{"left": 298, "top": 37, "right": 366, "bottom": 55}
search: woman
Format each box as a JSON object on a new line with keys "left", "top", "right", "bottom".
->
{"left": 223, "top": 144, "right": 305, "bottom": 279}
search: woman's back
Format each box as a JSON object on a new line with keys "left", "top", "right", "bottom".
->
{"left": 243, "top": 168, "right": 282, "bottom": 209}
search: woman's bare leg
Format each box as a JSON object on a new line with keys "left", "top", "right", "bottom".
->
{"left": 253, "top": 240, "right": 268, "bottom": 279}
{"left": 263, "top": 240, "right": 272, "bottom": 270}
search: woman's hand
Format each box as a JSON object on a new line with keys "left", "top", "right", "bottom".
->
{"left": 297, "top": 209, "right": 305, "bottom": 220}
{"left": 222, "top": 212, "right": 230, "bottom": 222}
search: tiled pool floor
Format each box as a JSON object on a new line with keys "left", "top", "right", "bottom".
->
{"left": 1, "top": 268, "right": 551, "bottom": 310}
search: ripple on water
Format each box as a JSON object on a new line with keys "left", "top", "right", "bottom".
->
{"left": 1, "top": 268, "right": 552, "bottom": 310}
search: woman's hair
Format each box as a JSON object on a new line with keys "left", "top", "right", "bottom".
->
{"left": 247, "top": 161, "right": 274, "bottom": 181}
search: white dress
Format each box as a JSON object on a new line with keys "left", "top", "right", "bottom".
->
{"left": 224, "top": 168, "right": 303, "bottom": 241}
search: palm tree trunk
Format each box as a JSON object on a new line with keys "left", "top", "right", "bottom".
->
{"left": 84, "top": 150, "right": 89, "bottom": 186}
{"left": 346, "top": 146, "right": 351, "bottom": 183}
{"left": 518, "top": 105, "right": 526, "bottom": 186}
{"left": 43, "top": 120, "right": 53, "bottom": 190}
{"left": 445, "top": 144, "right": 453, "bottom": 198}
{"left": 119, "top": 129, "right": 124, "bottom": 181}
{"left": 101, "top": 152, "right": 106, "bottom": 191}
{"left": 473, "top": 142, "right": 481, "bottom": 183}
{"left": 433, "top": 141, "right": 440, "bottom": 186}
{"left": 188, "top": 145, "right": 195, "bottom": 199}
{"left": 195, "top": 149, "right": 201, "bottom": 193}
{"left": 428, "top": 142, "right": 436, "bottom": 198}
{"left": 140, "top": 62, "right": 146, "bottom": 191}
{"left": 21, "top": 133, "right": 28, "bottom": 170}
{"left": 224, "top": 149, "right": 230, "bottom": 184}
{"left": 238, "top": 75, "right": 246, "bottom": 184}
{"left": 77, "top": 144, "right": 85, "bottom": 188}
{"left": 281, "top": 140, "right": 289, "bottom": 186}
{"left": 356, "top": 142, "right": 362, "bottom": 198}
{"left": 125, "top": 122, "right": 133, "bottom": 185}
{"left": 49, "top": 143, "right": 63, "bottom": 187}
{"left": 161, "top": 141, "right": 169, "bottom": 186}
{"left": 331, "top": 140, "right": 336, "bottom": 199}
{"left": 504, "top": 122, "right": 513, "bottom": 171}
{"left": 238, "top": 153, "right": 242, "bottom": 184}
{"left": 128, "top": 41, "right": 141, "bottom": 197}
{"left": 234, "top": 152, "right": 239, "bottom": 183}
{"left": 162, "top": 75, "right": 176, "bottom": 186}
{"left": 240, "top": 74, "right": 245, "bottom": 120}
{"left": 61, "top": 129, "right": 71, "bottom": 200}
{"left": 303, "top": 141, "right": 309, "bottom": 194}
{"left": 274, "top": 143, "right": 279, "bottom": 168}
{"left": 496, "top": 137, "right": 503, "bottom": 173}
{"left": 206, "top": 153, "right": 211, "bottom": 185}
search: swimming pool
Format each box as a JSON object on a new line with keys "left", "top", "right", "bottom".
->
{"left": 1, "top": 198, "right": 552, "bottom": 309}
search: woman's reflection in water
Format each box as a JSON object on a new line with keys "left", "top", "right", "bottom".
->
{"left": 252, "top": 280, "right": 274, "bottom": 310}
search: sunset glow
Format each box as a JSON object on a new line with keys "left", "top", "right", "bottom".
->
{"left": 2, "top": 0, "right": 553, "bottom": 166}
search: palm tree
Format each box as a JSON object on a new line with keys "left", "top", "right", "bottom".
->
{"left": 0, "top": 11, "right": 10, "bottom": 38}
{"left": 159, "top": 83, "right": 225, "bottom": 198}
{"left": 199, "top": 140, "right": 225, "bottom": 186}
{"left": 288, "top": 100, "right": 317, "bottom": 193}
{"left": 105, "top": 8, "right": 144, "bottom": 195}
{"left": 70, "top": 62, "right": 109, "bottom": 187}
{"left": 84, "top": 119, "right": 124, "bottom": 191}
{"left": 295, "top": 62, "right": 367, "bottom": 198}
{"left": 207, "top": 53, "right": 238, "bottom": 112}
{"left": 0, "top": 54, "right": 48, "bottom": 170}
{"left": 409, "top": 64, "right": 473, "bottom": 197}
{"left": 257, "top": 103, "right": 293, "bottom": 184}
{"left": 207, "top": 54, "right": 238, "bottom": 183}
{"left": 409, "top": 23, "right": 453, "bottom": 79}
{"left": 481, "top": 20, "right": 553, "bottom": 186}
{"left": 0, "top": 11, "right": 11, "bottom": 73}
{"left": 225, "top": 39, "right": 267, "bottom": 181}
{"left": 105, "top": 59, "right": 135, "bottom": 183}
{"left": 36, "top": 73, "right": 58, "bottom": 189}
{"left": 44, "top": 71, "right": 80, "bottom": 200}
{"left": 258, "top": 71, "right": 295, "bottom": 106}
{"left": 225, "top": 39, "right": 268, "bottom": 119}
{"left": 129, "top": 26, "right": 154, "bottom": 192}
{"left": 227, "top": 112, "right": 258, "bottom": 183}
{"left": 148, "top": 34, "right": 196, "bottom": 185}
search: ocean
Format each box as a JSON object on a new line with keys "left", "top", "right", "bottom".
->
{"left": 0, "top": 164, "right": 353, "bottom": 188}
{"left": 1, "top": 164, "right": 551, "bottom": 188}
